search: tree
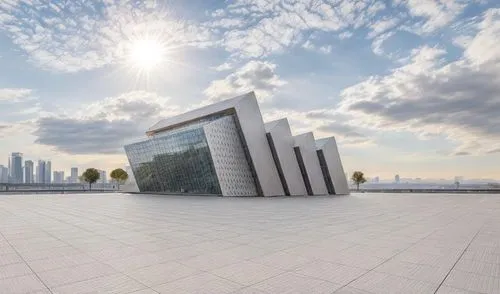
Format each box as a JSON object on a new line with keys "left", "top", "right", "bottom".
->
{"left": 351, "top": 171, "right": 367, "bottom": 191}
{"left": 82, "top": 168, "right": 100, "bottom": 191}
{"left": 110, "top": 168, "right": 128, "bottom": 190}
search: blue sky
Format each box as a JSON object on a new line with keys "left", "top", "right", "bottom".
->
{"left": 0, "top": 0, "right": 499, "bottom": 180}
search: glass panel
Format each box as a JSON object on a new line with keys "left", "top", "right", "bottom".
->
{"left": 125, "top": 119, "right": 223, "bottom": 195}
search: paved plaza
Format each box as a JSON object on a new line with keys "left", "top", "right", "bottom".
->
{"left": 0, "top": 193, "right": 499, "bottom": 294}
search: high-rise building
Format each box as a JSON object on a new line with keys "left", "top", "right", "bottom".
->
{"left": 395, "top": 174, "right": 400, "bottom": 184}
{"left": 53, "top": 171, "right": 64, "bottom": 184}
{"left": 9, "top": 152, "right": 23, "bottom": 183}
{"left": 70, "top": 167, "right": 78, "bottom": 183}
{"left": 24, "top": 160, "right": 34, "bottom": 183}
{"left": 97, "top": 170, "right": 107, "bottom": 184}
{"left": 37, "top": 160, "right": 46, "bottom": 183}
{"left": 45, "top": 161, "right": 51, "bottom": 183}
{"left": 0, "top": 165, "right": 8, "bottom": 183}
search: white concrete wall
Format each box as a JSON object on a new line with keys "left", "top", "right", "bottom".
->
{"left": 293, "top": 133, "right": 328, "bottom": 195}
{"left": 265, "top": 119, "right": 306, "bottom": 196}
{"left": 234, "top": 93, "right": 285, "bottom": 196}
{"left": 204, "top": 116, "right": 257, "bottom": 196}
{"left": 317, "top": 137, "right": 350, "bottom": 195}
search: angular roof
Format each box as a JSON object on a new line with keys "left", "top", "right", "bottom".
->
{"left": 264, "top": 118, "right": 287, "bottom": 132}
{"left": 147, "top": 92, "right": 255, "bottom": 135}
{"left": 315, "top": 136, "right": 337, "bottom": 149}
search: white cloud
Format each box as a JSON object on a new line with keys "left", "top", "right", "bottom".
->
{"left": 397, "top": 0, "right": 469, "bottom": 33}
{"left": 0, "top": 88, "right": 32, "bottom": 101}
{"left": 204, "top": 60, "right": 286, "bottom": 103}
{"left": 33, "top": 91, "right": 181, "bottom": 154}
{"left": 212, "top": 62, "right": 233, "bottom": 72}
{"left": 0, "top": 1, "right": 212, "bottom": 72}
{"left": 337, "top": 8, "right": 500, "bottom": 155}
{"left": 210, "top": 0, "right": 387, "bottom": 58}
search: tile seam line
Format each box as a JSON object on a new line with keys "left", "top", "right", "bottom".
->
{"left": 332, "top": 208, "right": 462, "bottom": 293}
{"left": 0, "top": 230, "right": 54, "bottom": 294}
{"left": 6, "top": 205, "right": 159, "bottom": 294}
{"left": 433, "top": 224, "right": 484, "bottom": 294}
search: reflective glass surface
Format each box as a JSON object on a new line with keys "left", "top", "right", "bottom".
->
{"left": 125, "top": 122, "right": 222, "bottom": 195}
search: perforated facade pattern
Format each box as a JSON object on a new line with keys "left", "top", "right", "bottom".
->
{"left": 204, "top": 116, "right": 258, "bottom": 196}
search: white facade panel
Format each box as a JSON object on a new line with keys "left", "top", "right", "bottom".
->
{"left": 204, "top": 116, "right": 257, "bottom": 196}
{"left": 316, "top": 137, "right": 350, "bottom": 195}
{"left": 293, "top": 133, "right": 328, "bottom": 195}
{"left": 265, "top": 119, "right": 306, "bottom": 196}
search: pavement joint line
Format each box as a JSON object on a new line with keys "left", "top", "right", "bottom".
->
{"left": 0, "top": 230, "right": 54, "bottom": 294}
{"left": 433, "top": 225, "right": 484, "bottom": 294}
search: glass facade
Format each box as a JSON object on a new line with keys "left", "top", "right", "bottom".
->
{"left": 125, "top": 118, "right": 223, "bottom": 195}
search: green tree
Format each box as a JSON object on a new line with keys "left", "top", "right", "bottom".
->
{"left": 82, "top": 168, "right": 100, "bottom": 191}
{"left": 351, "top": 171, "right": 367, "bottom": 191}
{"left": 110, "top": 168, "right": 128, "bottom": 190}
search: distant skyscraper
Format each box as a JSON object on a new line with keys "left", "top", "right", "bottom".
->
{"left": 53, "top": 171, "right": 64, "bottom": 184}
{"left": 373, "top": 176, "right": 380, "bottom": 183}
{"left": 9, "top": 153, "right": 23, "bottom": 183}
{"left": 45, "top": 161, "right": 52, "bottom": 183}
{"left": 37, "top": 160, "right": 46, "bottom": 183}
{"left": 395, "top": 174, "right": 400, "bottom": 184}
{"left": 0, "top": 165, "right": 8, "bottom": 183}
{"left": 71, "top": 167, "right": 78, "bottom": 183}
{"left": 24, "top": 160, "right": 34, "bottom": 183}
{"left": 98, "top": 170, "right": 107, "bottom": 184}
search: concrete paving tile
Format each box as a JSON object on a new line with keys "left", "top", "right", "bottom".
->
{"left": 127, "top": 261, "right": 200, "bottom": 286}
{"left": 0, "top": 274, "right": 48, "bottom": 294}
{"left": 26, "top": 253, "right": 96, "bottom": 272}
{"left": 436, "top": 285, "right": 483, "bottom": 294}
{"left": 455, "top": 258, "right": 500, "bottom": 277}
{"left": 251, "top": 272, "right": 342, "bottom": 294}
{"left": 0, "top": 262, "right": 33, "bottom": 280}
{"left": 0, "top": 253, "right": 24, "bottom": 267}
{"left": 250, "top": 251, "right": 315, "bottom": 270}
{"left": 374, "top": 260, "right": 451, "bottom": 284}
{"left": 333, "top": 286, "right": 374, "bottom": 293}
{"left": 349, "top": 271, "right": 438, "bottom": 294}
{"left": 50, "top": 273, "right": 146, "bottom": 294}
{"left": 153, "top": 272, "right": 243, "bottom": 294}
{"left": 210, "top": 260, "right": 284, "bottom": 286}
{"left": 294, "top": 260, "right": 367, "bottom": 285}
{"left": 443, "top": 269, "right": 500, "bottom": 293}
{"left": 37, "top": 262, "right": 118, "bottom": 288}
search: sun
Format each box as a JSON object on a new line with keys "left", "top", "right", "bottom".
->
{"left": 128, "top": 39, "right": 165, "bottom": 71}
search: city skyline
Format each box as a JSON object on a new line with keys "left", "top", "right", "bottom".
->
{"left": 0, "top": 1, "right": 499, "bottom": 179}
{"left": 0, "top": 153, "right": 111, "bottom": 184}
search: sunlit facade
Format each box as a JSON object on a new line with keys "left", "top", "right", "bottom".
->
{"left": 124, "top": 92, "right": 349, "bottom": 196}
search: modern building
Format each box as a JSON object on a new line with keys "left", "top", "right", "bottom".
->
{"left": 24, "top": 160, "right": 34, "bottom": 184}
{"left": 0, "top": 165, "right": 8, "bottom": 183}
{"left": 45, "top": 161, "right": 52, "bottom": 184}
{"left": 124, "top": 92, "right": 349, "bottom": 197}
{"left": 37, "top": 160, "right": 46, "bottom": 183}
{"left": 9, "top": 152, "right": 23, "bottom": 183}
{"left": 395, "top": 174, "right": 400, "bottom": 184}
{"left": 70, "top": 167, "right": 78, "bottom": 183}
{"left": 53, "top": 171, "right": 65, "bottom": 184}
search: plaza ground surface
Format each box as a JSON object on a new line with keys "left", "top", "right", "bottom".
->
{"left": 0, "top": 193, "right": 499, "bottom": 294}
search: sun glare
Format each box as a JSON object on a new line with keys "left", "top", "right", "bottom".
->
{"left": 128, "top": 39, "right": 165, "bottom": 71}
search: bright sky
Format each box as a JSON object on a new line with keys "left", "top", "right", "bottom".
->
{"left": 0, "top": 0, "right": 499, "bottom": 180}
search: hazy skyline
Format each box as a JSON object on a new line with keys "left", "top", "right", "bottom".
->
{"left": 0, "top": 0, "right": 499, "bottom": 179}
